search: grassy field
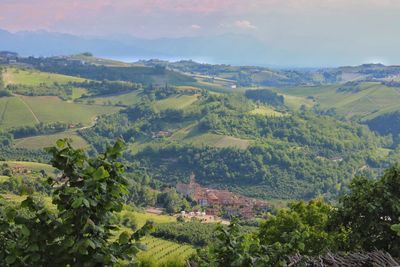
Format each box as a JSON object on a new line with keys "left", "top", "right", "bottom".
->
{"left": 89, "top": 91, "right": 142, "bottom": 106}
{"left": 14, "top": 131, "right": 88, "bottom": 149}
{"left": 0, "top": 96, "right": 37, "bottom": 128}
{"left": 276, "top": 83, "right": 400, "bottom": 119}
{"left": 283, "top": 94, "right": 315, "bottom": 110}
{"left": 170, "top": 125, "right": 251, "bottom": 149}
{"left": 138, "top": 236, "right": 195, "bottom": 266}
{"left": 0, "top": 95, "right": 120, "bottom": 129}
{"left": 249, "top": 106, "right": 284, "bottom": 117}
{"left": 153, "top": 94, "right": 200, "bottom": 110}
{"left": 120, "top": 210, "right": 176, "bottom": 228}
{"left": 0, "top": 161, "right": 56, "bottom": 174}
{"left": 180, "top": 132, "right": 251, "bottom": 149}
{"left": 71, "top": 88, "right": 88, "bottom": 99}
{"left": 20, "top": 96, "right": 120, "bottom": 124}
{"left": 3, "top": 68, "right": 86, "bottom": 86}
{"left": 128, "top": 122, "right": 252, "bottom": 153}
{"left": 68, "top": 55, "right": 133, "bottom": 67}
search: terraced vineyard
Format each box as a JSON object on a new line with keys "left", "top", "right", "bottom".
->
{"left": 138, "top": 236, "right": 195, "bottom": 265}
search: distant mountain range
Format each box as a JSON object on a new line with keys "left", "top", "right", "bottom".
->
{"left": 0, "top": 29, "right": 275, "bottom": 66}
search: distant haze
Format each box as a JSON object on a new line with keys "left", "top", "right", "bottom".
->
{"left": 1, "top": 0, "right": 400, "bottom": 67}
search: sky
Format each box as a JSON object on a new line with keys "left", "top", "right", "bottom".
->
{"left": 1, "top": 0, "right": 400, "bottom": 66}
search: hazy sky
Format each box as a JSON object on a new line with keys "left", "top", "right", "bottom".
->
{"left": 1, "top": 0, "right": 400, "bottom": 66}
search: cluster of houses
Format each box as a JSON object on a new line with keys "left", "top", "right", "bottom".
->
{"left": 176, "top": 174, "right": 270, "bottom": 218}
{"left": 0, "top": 51, "right": 18, "bottom": 64}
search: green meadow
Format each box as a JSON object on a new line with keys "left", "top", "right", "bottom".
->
{"left": 153, "top": 94, "right": 200, "bottom": 110}
{"left": 3, "top": 68, "right": 86, "bottom": 86}
{"left": 14, "top": 131, "right": 88, "bottom": 149}
{"left": 89, "top": 91, "right": 143, "bottom": 106}
{"left": 0, "top": 95, "right": 120, "bottom": 129}
{"left": 276, "top": 82, "right": 400, "bottom": 119}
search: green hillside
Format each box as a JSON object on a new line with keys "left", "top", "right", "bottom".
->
{"left": 0, "top": 160, "right": 56, "bottom": 174}
{"left": 0, "top": 95, "right": 119, "bottom": 129}
{"left": 3, "top": 67, "right": 86, "bottom": 86}
{"left": 1, "top": 58, "right": 400, "bottom": 201}
{"left": 275, "top": 82, "right": 400, "bottom": 119}
{"left": 14, "top": 131, "right": 88, "bottom": 149}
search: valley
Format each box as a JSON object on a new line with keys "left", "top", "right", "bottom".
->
{"left": 1, "top": 55, "right": 400, "bottom": 200}
{"left": 1, "top": 53, "right": 400, "bottom": 266}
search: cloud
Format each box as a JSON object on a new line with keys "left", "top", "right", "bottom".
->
{"left": 234, "top": 20, "right": 256, "bottom": 30}
{"left": 191, "top": 24, "right": 201, "bottom": 30}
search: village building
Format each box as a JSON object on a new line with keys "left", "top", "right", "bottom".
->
{"left": 0, "top": 51, "right": 18, "bottom": 64}
{"left": 176, "top": 174, "right": 270, "bottom": 218}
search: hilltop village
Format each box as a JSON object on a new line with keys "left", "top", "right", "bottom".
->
{"left": 176, "top": 174, "right": 269, "bottom": 219}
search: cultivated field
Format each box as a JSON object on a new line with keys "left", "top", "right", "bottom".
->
{"left": 0, "top": 95, "right": 120, "bottom": 129}
{"left": 153, "top": 94, "right": 200, "bottom": 110}
{"left": 120, "top": 210, "right": 176, "bottom": 228}
{"left": 3, "top": 68, "right": 86, "bottom": 86}
{"left": 170, "top": 125, "right": 251, "bottom": 149}
{"left": 89, "top": 91, "right": 142, "bottom": 106}
{"left": 137, "top": 236, "right": 195, "bottom": 266}
{"left": 276, "top": 83, "right": 400, "bottom": 119}
{"left": 249, "top": 106, "right": 284, "bottom": 117}
{"left": 14, "top": 131, "right": 88, "bottom": 149}
{"left": 0, "top": 96, "right": 36, "bottom": 128}
{"left": 0, "top": 161, "right": 56, "bottom": 174}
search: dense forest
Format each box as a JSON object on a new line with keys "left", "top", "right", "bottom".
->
{"left": 367, "top": 111, "right": 400, "bottom": 146}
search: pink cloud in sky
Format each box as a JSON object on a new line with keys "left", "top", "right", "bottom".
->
{"left": 234, "top": 20, "right": 256, "bottom": 30}
{"left": 1, "top": 0, "right": 400, "bottom": 35}
{"left": 0, "top": 0, "right": 257, "bottom": 33}
{"left": 191, "top": 24, "right": 202, "bottom": 30}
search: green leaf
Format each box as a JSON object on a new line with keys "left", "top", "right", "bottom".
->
{"left": 21, "top": 225, "right": 31, "bottom": 237}
{"left": 28, "top": 244, "right": 39, "bottom": 252}
{"left": 5, "top": 254, "right": 16, "bottom": 264}
{"left": 82, "top": 198, "right": 90, "bottom": 208}
{"left": 64, "top": 238, "right": 75, "bottom": 248}
{"left": 107, "top": 139, "right": 125, "bottom": 157}
{"left": 391, "top": 223, "right": 400, "bottom": 236}
{"left": 71, "top": 197, "right": 83, "bottom": 208}
{"left": 93, "top": 166, "right": 110, "bottom": 180}
{"left": 119, "top": 231, "right": 130, "bottom": 244}
{"left": 87, "top": 239, "right": 96, "bottom": 249}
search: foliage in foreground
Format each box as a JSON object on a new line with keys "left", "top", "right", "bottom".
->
{"left": 0, "top": 139, "right": 153, "bottom": 266}
{"left": 192, "top": 165, "right": 400, "bottom": 266}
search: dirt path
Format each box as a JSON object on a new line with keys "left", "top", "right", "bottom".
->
{"left": 16, "top": 96, "right": 40, "bottom": 123}
{"left": 0, "top": 98, "right": 10, "bottom": 125}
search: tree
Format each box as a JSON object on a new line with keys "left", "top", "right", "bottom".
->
{"left": 0, "top": 139, "right": 153, "bottom": 266}
{"left": 192, "top": 219, "right": 286, "bottom": 267}
{"left": 258, "top": 199, "right": 349, "bottom": 256}
{"left": 157, "top": 189, "right": 189, "bottom": 214}
{"left": 337, "top": 165, "right": 400, "bottom": 256}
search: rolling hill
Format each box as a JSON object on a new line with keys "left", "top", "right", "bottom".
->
{"left": 274, "top": 82, "right": 400, "bottom": 120}
{"left": 1, "top": 56, "right": 400, "bottom": 201}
